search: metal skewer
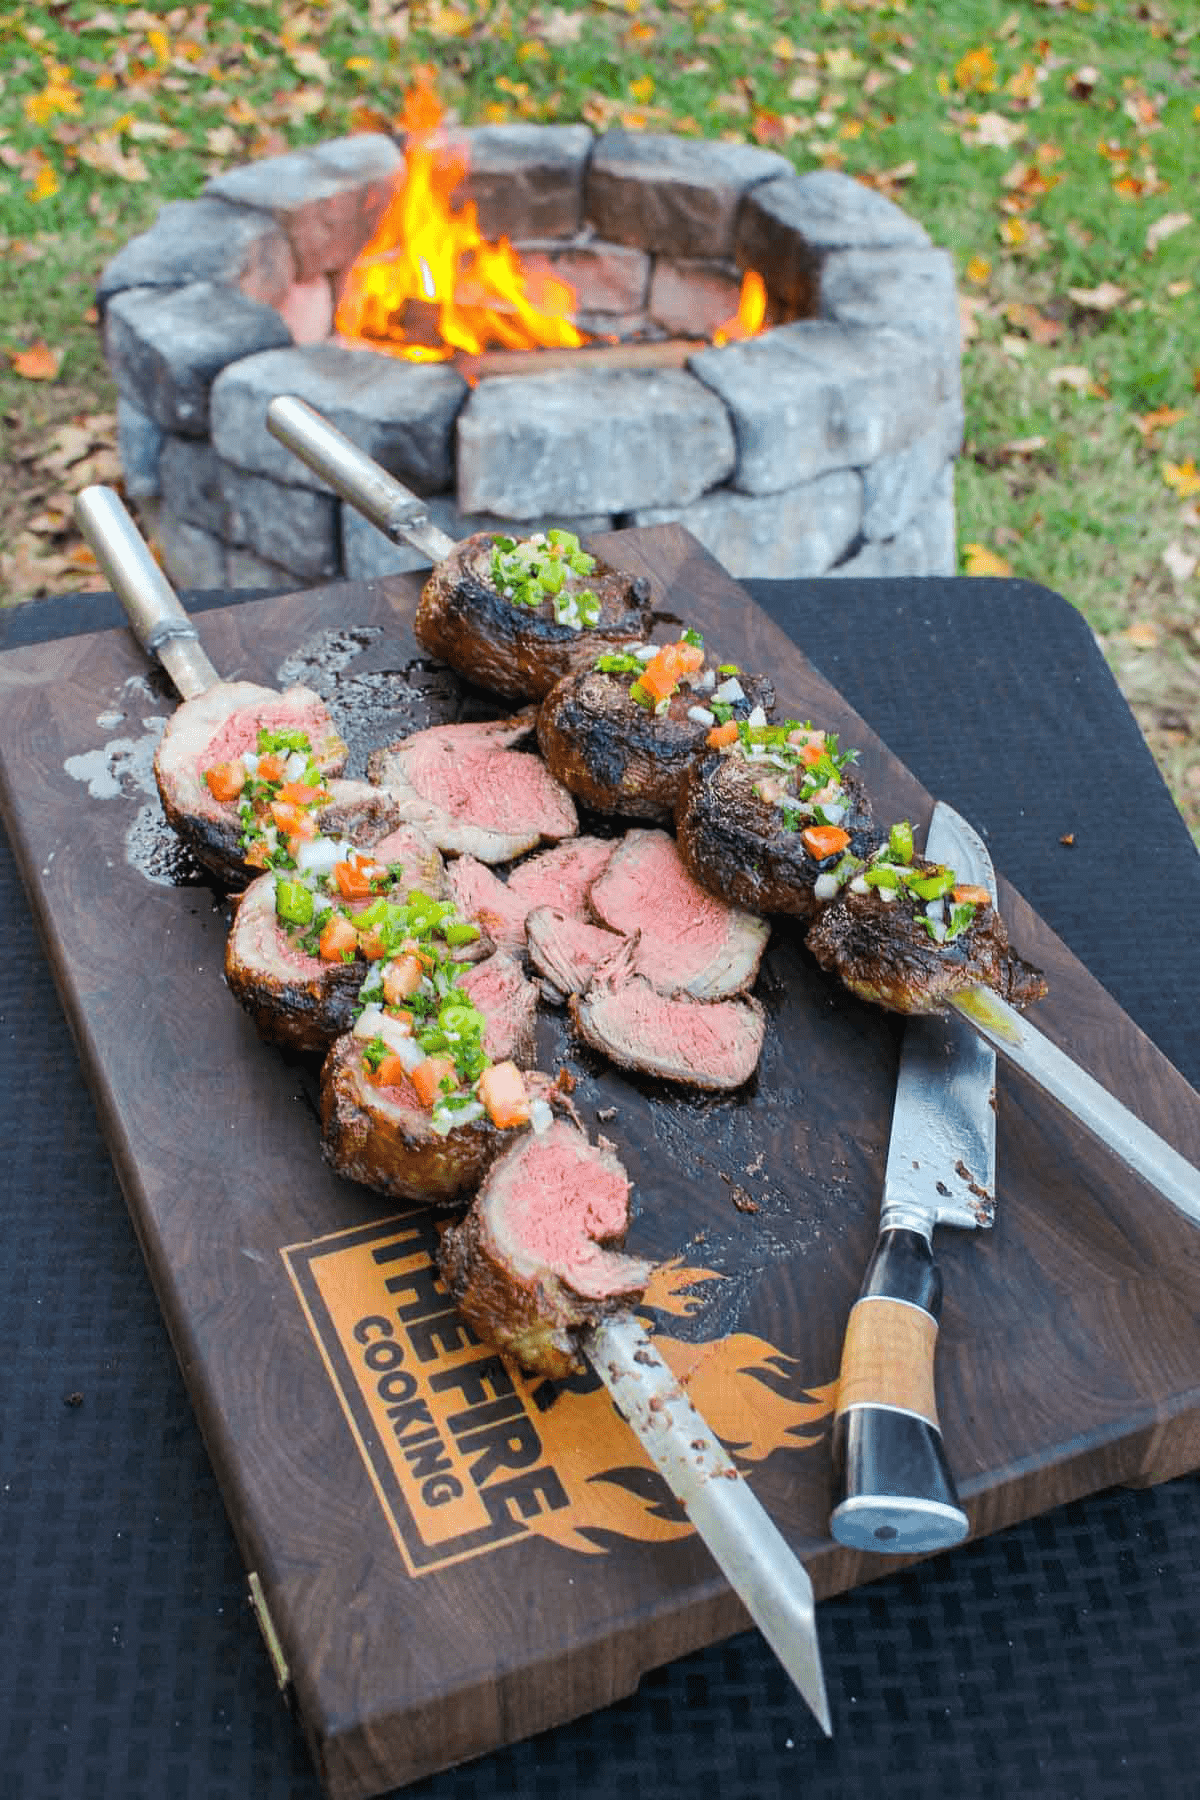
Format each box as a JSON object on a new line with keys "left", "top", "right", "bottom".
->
{"left": 70, "top": 483, "right": 834, "bottom": 1738}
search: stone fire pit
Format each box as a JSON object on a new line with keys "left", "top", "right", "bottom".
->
{"left": 98, "top": 125, "right": 962, "bottom": 591}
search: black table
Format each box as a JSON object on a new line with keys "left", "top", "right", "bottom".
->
{"left": 3, "top": 573, "right": 1198, "bottom": 1800}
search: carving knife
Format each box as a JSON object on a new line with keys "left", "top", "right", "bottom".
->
{"left": 72, "top": 482, "right": 834, "bottom": 1739}
{"left": 829, "top": 800, "right": 997, "bottom": 1555}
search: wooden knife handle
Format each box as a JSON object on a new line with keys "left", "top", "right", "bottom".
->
{"left": 828, "top": 1228, "right": 970, "bottom": 1555}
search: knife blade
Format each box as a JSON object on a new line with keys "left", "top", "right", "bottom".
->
{"left": 828, "top": 800, "right": 996, "bottom": 1555}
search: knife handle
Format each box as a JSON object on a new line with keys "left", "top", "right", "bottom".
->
{"left": 829, "top": 1228, "right": 970, "bottom": 1555}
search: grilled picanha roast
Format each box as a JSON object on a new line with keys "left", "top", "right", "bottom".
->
{"left": 675, "top": 718, "right": 879, "bottom": 919}
{"left": 569, "top": 936, "right": 768, "bottom": 1091}
{"left": 439, "top": 1119, "right": 655, "bottom": 1379}
{"left": 805, "top": 845, "right": 1048, "bottom": 1015}
{"left": 154, "top": 680, "right": 395, "bottom": 888}
{"left": 367, "top": 712, "right": 578, "bottom": 863}
{"left": 224, "top": 825, "right": 448, "bottom": 1054}
{"left": 415, "top": 528, "right": 654, "bottom": 703}
{"left": 537, "top": 633, "right": 774, "bottom": 824}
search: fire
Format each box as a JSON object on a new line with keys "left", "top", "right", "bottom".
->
{"left": 713, "top": 270, "right": 768, "bottom": 346}
{"left": 335, "top": 72, "right": 587, "bottom": 361}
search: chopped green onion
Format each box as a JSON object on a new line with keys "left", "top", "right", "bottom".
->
{"left": 888, "top": 821, "right": 914, "bottom": 864}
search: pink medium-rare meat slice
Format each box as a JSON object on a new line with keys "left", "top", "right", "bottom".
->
{"left": 154, "top": 680, "right": 349, "bottom": 886}
{"left": 455, "top": 951, "right": 540, "bottom": 1066}
{"left": 368, "top": 822, "right": 447, "bottom": 899}
{"left": 504, "top": 835, "right": 616, "bottom": 918}
{"left": 438, "top": 1120, "right": 655, "bottom": 1378}
{"left": 367, "top": 714, "right": 577, "bottom": 864}
{"left": 569, "top": 936, "right": 766, "bottom": 1090}
{"left": 446, "top": 856, "right": 529, "bottom": 954}
{"left": 525, "top": 906, "right": 624, "bottom": 1001}
{"left": 588, "top": 828, "right": 770, "bottom": 999}
{"left": 224, "top": 872, "right": 364, "bottom": 1055}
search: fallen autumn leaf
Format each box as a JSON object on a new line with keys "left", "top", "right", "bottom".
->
{"left": 1067, "top": 281, "right": 1126, "bottom": 311}
{"left": 963, "top": 542, "right": 1013, "bottom": 577}
{"left": 9, "top": 342, "right": 63, "bottom": 381}
{"left": 1146, "top": 212, "right": 1191, "bottom": 253}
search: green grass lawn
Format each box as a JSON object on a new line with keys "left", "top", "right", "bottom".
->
{"left": 1, "top": 0, "right": 1197, "bottom": 832}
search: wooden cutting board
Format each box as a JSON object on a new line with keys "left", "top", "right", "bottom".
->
{"left": 2, "top": 525, "right": 1199, "bottom": 1800}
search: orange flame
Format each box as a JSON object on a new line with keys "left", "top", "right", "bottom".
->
{"left": 335, "top": 71, "right": 587, "bottom": 361}
{"left": 712, "top": 269, "right": 768, "bottom": 346}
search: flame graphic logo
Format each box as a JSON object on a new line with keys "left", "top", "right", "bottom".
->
{"left": 520, "top": 1261, "right": 837, "bottom": 1557}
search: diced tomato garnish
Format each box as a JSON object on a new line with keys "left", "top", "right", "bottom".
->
{"left": 676, "top": 642, "right": 705, "bottom": 674}
{"left": 706, "top": 720, "right": 739, "bottom": 749}
{"left": 276, "top": 780, "right": 329, "bottom": 807}
{"left": 952, "top": 884, "right": 991, "bottom": 907}
{"left": 410, "top": 1055, "right": 457, "bottom": 1109}
{"left": 382, "top": 954, "right": 424, "bottom": 1003}
{"left": 332, "top": 859, "right": 373, "bottom": 899}
{"left": 255, "top": 753, "right": 286, "bottom": 782}
{"left": 801, "top": 824, "right": 851, "bottom": 861}
{"left": 478, "top": 1060, "right": 531, "bottom": 1129}
{"left": 372, "top": 1054, "right": 413, "bottom": 1089}
{"left": 204, "top": 761, "right": 245, "bottom": 803}
{"left": 800, "top": 743, "right": 826, "bottom": 767}
{"left": 272, "top": 800, "right": 317, "bottom": 840}
{"left": 356, "top": 928, "right": 389, "bottom": 961}
{"left": 318, "top": 914, "right": 359, "bottom": 962}
{"left": 243, "top": 840, "right": 271, "bottom": 869}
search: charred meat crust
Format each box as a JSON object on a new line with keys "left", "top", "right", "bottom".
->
{"left": 804, "top": 873, "right": 1049, "bottom": 1015}
{"left": 537, "top": 666, "right": 775, "bottom": 824}
{"left": 438, "top": 1121, "right": 652, "bottom": 1379}
{"left": 319, "top": 1033, "right": 508, "bottom": 1204}
{"left": 415, "top": 532, "right": 655, "bottom": 703}
{"left": 674, "top": 752, "right": 880, "bottom": 919}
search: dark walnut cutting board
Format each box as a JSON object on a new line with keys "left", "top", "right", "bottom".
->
{"left": 2, "top": 525, "right": 1199, "bottom": 1800}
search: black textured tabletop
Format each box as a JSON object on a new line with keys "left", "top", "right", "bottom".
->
{"left": 2, "top": 572, "right": 1198, "bottom": 1800}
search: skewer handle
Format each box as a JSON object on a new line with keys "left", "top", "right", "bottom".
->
{"left": 266, "top": 396, "right": 456, "bottom": 566}
{"left": 587, "top": 1312, "right": 831, "bottom": 1737}
{"left": 74, "top": 487, "right": 220, "bottom": 699}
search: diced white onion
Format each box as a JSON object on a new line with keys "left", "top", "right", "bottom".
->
{"left": 529, "top": 1098, "right": 554, "bottom": 1134}
{"left": 242, "top": 751, "right": 259, "bottom": 775}
{"left": 925, "top": 897, "right": 946, "bottom": 925}
{"left": 747, "top": 703, "right": 767, "bottom": 730}
{"left": 773, "top": 788, "right": 800, "bottom": 809}
{"left": 814, "top": 872, "right": 841, "bottom": 902}
{"left": 820, "top": 802, "right": 846, "bottom": 826}
{"left": 430, "top": 1099, "right": 486, "bottom": 1137}
{"left": 747, "top": 743, "right": 767, "bottom": 759}
{"left": 878, "top": 884, "right": 898, "bottom": 904}
{"left": 849, "top": 875, "right": 870, "bottom": 895}
{"left": 697, "top": 668, "right": 716, "bottom": 692}
{"left": 284, "top": 750, "right": 308, "bottom": 781}
{"left": 714, "top": 676, "right": 745, "bottom": 704}
{"left": 296, "top": 835, "right": 353, "bottom": 875}
{"left": 353, "top": 1004, "right": 385, "bottom": 1040}
{"left": 687, "top": 705, "right": 716, "bottom": 727}
{"left": 636, "top": 644, "right": 658, "bottom": 662}
{"left": 358, "top": 964, "right": 383, "bottom": 999}
{"left": 622, "top": 642, "right": 645, "bottom": 654}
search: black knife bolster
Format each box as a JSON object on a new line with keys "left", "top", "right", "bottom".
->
{"left": 832, "top": 1403, "right": 964, "bottom": 1523}
{"left": 860, "top": 1227, "right": 943, "bottom": 1320}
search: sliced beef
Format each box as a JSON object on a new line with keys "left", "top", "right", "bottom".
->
{"left": 153, "top": 680, "right": 348, "bottom": 887}
{"left": 415, "top": 531, "right": 654, "bottom": 703}
{"left": 446, "top": 856, "right": 529, "bottom": 954}
{"left": 504, "top": 835, "right": 616, "bottom": 917}
{"left": 805, "top": 871, "right": 1049, "bottom": 1016}
{"left": 456, "top": 951, "right": 540, "bottom": 1066}
{"left": 319, "top": 1031, "right": 512, "bottom": 1203}
{"left": 367, "top": 823, "right": 448, "bottom": 899}
{"left": 588, "top": 828, "right": 770, "bottom": 999}
{"left": 537, "top": 661, "right": 774, "bottom": 824}
{"left": 315, "top": 781, "right": 403, "bottom": 853}
{"left": 569, "top": 937, "right": 767, "bottom": 1090}
{"left": 367, "top": 713, "right": 578, "bottom": 863}
{"left": 224, "top": 873, "right": 365, "bottom": 1055}
{"left": 525, "top": 906, "right": 624, "bottom": 1001}
{"left": 675, "top": 747, "right": 880, "bottom": 920}
{"left": 438, "top": 1119, "right": 654, "bottom": 1378}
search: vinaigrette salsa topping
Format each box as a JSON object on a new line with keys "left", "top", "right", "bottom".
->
{"left": 490, "top": 530, "right": 601, "bottom": 631}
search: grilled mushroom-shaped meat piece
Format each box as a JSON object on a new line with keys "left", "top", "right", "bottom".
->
{"left": 154, "top": 680, "right": 356, "bottom": 887}
{"left": 537, "top": 642, "right": 774, "bottom": 824}
{"left": 415, "top": 530, "right": 654, "bottom": 703}
{"left": 805, "top": 859, "right": 1048, "bottom": 1016}
{"left": 439, "top": 1119, "right": 655, "bottom": 1378}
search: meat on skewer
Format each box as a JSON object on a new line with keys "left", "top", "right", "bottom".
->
{"left": 367, "top": 712, "right": 579, "bottom": 864}
{"left": 439, "top": 1118, "right": 655, "bottom": 1379}
{"left": 417, "top": 529, "right": 655, "bottom": 703}
{"left": 537, "top": 632, "right": 773, "bottom": 824}
{"left": 805, "top": 844, "right": 1048, "bottom": 1016}
{"left": 674, "top": 718, "right": 880, "bottom": 921}
{"left": 224, "top": 825, "right": 448, "bottom": 1055}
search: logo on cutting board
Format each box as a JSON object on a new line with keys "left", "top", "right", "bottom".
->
{"left": 283, "top": 1208, "right": 835, "bottom": 1577}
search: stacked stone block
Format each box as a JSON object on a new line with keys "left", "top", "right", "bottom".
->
{"left": 99, "top": 126, "right": 961, "bottom": 591}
